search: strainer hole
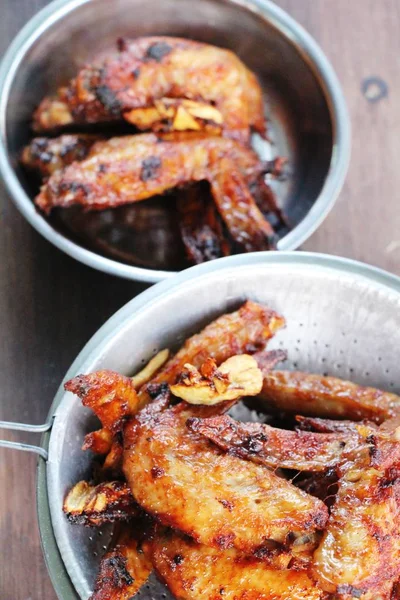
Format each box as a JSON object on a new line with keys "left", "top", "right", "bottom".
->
{"left": 385, "top": 369, "right": 390, "bottom": 374}
{"left": 313, "top": 340, "right": 317, "bottom": 345}
{"left": 390, "top": 382, "right": 395, "bottom": 388}
{"left": 321, "top": 358, "right": 326, "bottom": 363}
{"left": 295, "top": 347, "right": 299, "bottom": 352}
{"left": 299, "top": 323, "right": 304, "bottom": 327}
{"left": 365, "top": 371, "right": 370, "bottom": 376}
{"left": 378, "top": 357, "right": 382, "bottom": 362}
{"left": 353, "top": 339, "right": 358, "bottom": 344}
{"left": 350, "top": 368, "right": 354, "bottom": 373}
{"left": 323, "top": 371, "right": 328, "bottom": 377}
{"left": 293, "top": 362, "right": 298, "bottom": 368}
{"left": 325, "top": 344, "right": 330, "bottom": 349}
{"left": 337, "top": 364, "right": 342, "bottom": 369}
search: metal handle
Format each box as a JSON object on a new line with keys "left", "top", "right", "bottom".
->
{"left": 0, "top": 419, "right": 53, "bottom": 460}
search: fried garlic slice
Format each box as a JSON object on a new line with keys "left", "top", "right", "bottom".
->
{"left": 63, "top": 481, "right": 137, "bottom": 526}
{"left": 131, "top": 349, "right": 170, "bottom": 389}
{"left": 170, "top": 354, "right": 263, "bottom": 405}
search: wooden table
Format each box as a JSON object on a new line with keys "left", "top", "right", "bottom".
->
{"left": 0, "top": 0, "right": 398, "bottom": 597}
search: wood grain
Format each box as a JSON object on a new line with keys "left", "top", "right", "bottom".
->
{"left": 0, "top": 1, "right": 399, "bottom": 598}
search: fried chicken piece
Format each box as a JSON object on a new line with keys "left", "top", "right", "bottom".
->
{"left": 65, "top": 370, "right": 139, "bottom": 433}
{"left": 33, "top": 37, "right": 265, "bottom": 143}
{"left": 63, "top": 480, "right": 138, "bottom": 526}
{"left": 100, "top": 435, "right": 124, "bottom": 480}
{"left": 177, "top": 184, "right": 231, "bottom": 264}
{"left": 90, "top": 522, "right": 152, "bottom": 600}
{"left": 147, "top": 531, "right": 324, "bottom": 600}
{"left": 136, "top": 300, "right": 285, "bottom": 408}
{"left": 21, "top": 134, "right": 101, "bottom": 178}
{"left": 295, "top": 415, "right": 379, "bottom": 435}
{"left": 187, "top": 414, "right": 358, "bottom": 471}
{"left": 295, "top": 470, "right": 339, "bottom": 507}
{"left": 312, "top": 427, "right": 400, "bottom": 599}
{"left": 82, "top": 427, "right": 113, "bottom": 454}
{"left": 258, "top": 371, "right": 400, "bottom": 423}
{"left": 123, "top": 402, "right": 328, "bottom": 553}
{"left": 35, "top": 133, "right": 278, "bottom": 251}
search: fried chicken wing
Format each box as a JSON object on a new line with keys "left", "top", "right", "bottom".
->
{"left": 258, "top": 370, "right": 400, "bottom": 423}
{"left": 123, "top": 402, "right": 328, "bottom": 553}
{"left": 65, "top": 370, "right": 139, "bottom": 433}
{"left": 63, "top": 480, "right": 138, "bottom": 526}
{"left": 312, "top": 429, "right": 400, "bottom": 599}
{"left": 177, "top": 184, "right": 231, "bottom": 264}
{"left": 188, "top": 414, "right": 358, "bottom": 472}
{"left": 90, "top": 523, "right": 152, "bottom": 600}
{"left": 35, "top": 133, "right": 278, "bottom": 251}
{"left": 147, "top": 531, "right": 324, "bottom": 600}
{"left": 295, "top": 415, "right": 378, "bottom": 435}
{"left": 33, "top": 37, "right": 265, "bottom": 143}
{"left": 136, "top": 300, "right": 285, "bottom": 408}
{"left": 21, "top": 134, "right": 101, "bottom": 178}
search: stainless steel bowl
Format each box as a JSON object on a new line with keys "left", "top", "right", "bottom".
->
{"left": 1, "top": 251, "right": 400, "bottom": 599}
{"left": 0, "top": 0, "right": 350, "bottom": 283}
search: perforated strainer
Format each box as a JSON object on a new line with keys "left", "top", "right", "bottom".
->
{"left": 1, "top": 251, "right": 400, "bottom": 599}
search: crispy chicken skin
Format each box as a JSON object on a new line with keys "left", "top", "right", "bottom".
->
{"left": 188, "top": 414, "right": 358, "bottom": 472}
{"left": 21, "top": 134, "right": 101, "bottom": 178}
{"left": 90, "top": 523, "right": 152, "bottom": 600}
{"left": 312, "top": 429, "right": 400, "bottom": 599}
{"left": 35, "top": 133, "right": 278, "bottom": 251}
{"left": 147, "top": 531, "right": 325, "bottom": 600}
{"left": 136, "top": 300, "right": 285, "bottom": 408}
{"left": 33, "top": 37, "right": 266, "bottom": 143}
{"left": 123, "top": 402, "right": 328, "bottom": 553}
{"left": 65, "top": 370, "right": 139, "bottom": 433}
{"left": 63, "top": 480, "right": 137, "bottom": 526}
{"left": 258, "top": 370, "right": 400, "bottom": 423}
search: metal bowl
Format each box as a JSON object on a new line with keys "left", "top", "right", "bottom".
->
{"left": 0, "top": 251, "right": 398, "bottom": 599}
{"left": 0, "top": 0, "right": 350, "bottom": 283}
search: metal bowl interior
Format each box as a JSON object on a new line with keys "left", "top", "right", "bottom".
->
{"left": 0, "top": 0, "right": 350, "bottom": 282}
{"left": 42, "top": 251, "right": 400, "bottom": 599}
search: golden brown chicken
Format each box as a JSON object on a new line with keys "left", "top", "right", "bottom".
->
{"left": 21, "top": 134, "right": 101, "bottom": 178}
{"left": 135, "top": 299, "right": 285, "bottom": 407}
{"left": 33, "top": 37, "right": 266, "bottom": 143}
{"left": 146, "top": 530, "right": 324, "bottom": 600}
{"left": 312, "top": 425, "right": 400, "bottom": 599}
{"left": 123, "top": 401, "right": 328, "bottom": 554}
{"left": 90, "top": 522, "right": 152, "bottom": 600}
{"left": 187, "top": 414, "right": 359, "bottom": 471}
{"left": 257, "top": 370, "right": 400, "bottom": 422}
{"left": 35, "top": 133, "right": 279, "bottom": 251}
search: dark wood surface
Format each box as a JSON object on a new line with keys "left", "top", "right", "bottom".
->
{"left": 0, "top": 1, "right": 399, "bottom": 598}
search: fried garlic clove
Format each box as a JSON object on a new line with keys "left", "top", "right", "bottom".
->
{"left": 170, "top": 354, "right": 262, "bottom": 405}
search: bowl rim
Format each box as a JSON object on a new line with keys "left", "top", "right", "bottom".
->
{"left": 0, "top": 0, "right": 351, "bottom": 283}
{"left": 36, "top": 250, "right": 400, "bottom": 599}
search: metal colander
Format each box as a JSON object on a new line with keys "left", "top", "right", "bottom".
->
{"left": 1, "top": 251, "right": 400, "bottom": 599}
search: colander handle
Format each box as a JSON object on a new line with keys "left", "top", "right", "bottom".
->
{"left": 0, "top": 420, "right": 52, "bottom": 460}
